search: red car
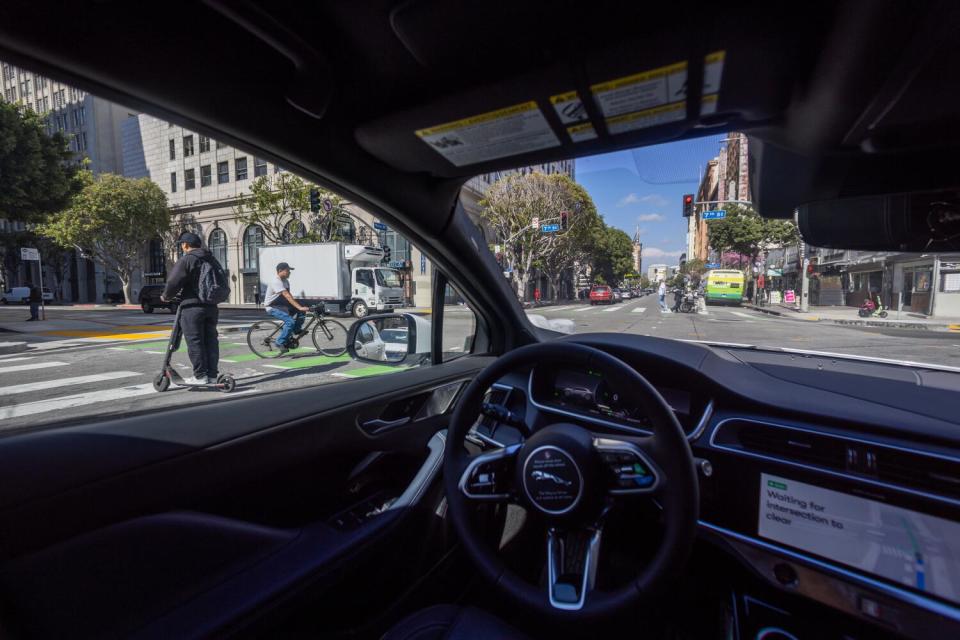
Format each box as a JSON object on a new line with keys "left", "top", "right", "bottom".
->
{"left": 589, "top": 285, "right": 613, "bottom": 305}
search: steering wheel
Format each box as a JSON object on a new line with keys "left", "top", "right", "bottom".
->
{"left": 444, "top": 341, "right": 698, "bottom": 619}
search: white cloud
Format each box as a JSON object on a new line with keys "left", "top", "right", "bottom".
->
{"left": 617, "top": 193, "right": 668, "bottom": 208}
{"left": 642, "top": 247, "right": 684, "bottom": 258}
{"left": 637, "top": 213, "right": 664, "bottom": 222}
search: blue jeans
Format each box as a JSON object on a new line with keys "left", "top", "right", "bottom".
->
{"left": 658, "top": 294, "right": 666, "bottom": 310}
{"left": 268, "top": 307, "right": 304, "bottom": 347}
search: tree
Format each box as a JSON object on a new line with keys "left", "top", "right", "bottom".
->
{"left": 480, "top": 172, "right": 599, "bottom": 301}
{"left": 233, "top": 173, "right": 349, "bottom": 245}
{"left": 589, "top": 225, "right": 634, "bottom": 286}
{"left": 707, "top": 204, "right": 799, "bottom": 270}
{"left": 0, "top": 102, "right": 79, "bottom": 224}
{"left": 39, "top": 173, "right": 170, "bottom": 303}
{"left": 639, "top": 275, "right": 651, "bottom": 289}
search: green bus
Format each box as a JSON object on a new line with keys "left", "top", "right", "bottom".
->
{"left": 704, "top": 269, "right": 745, "bottom": 305}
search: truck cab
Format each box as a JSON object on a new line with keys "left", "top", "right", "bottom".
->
{"left": 350, "top": 264, "right": 404, "bottom": 318}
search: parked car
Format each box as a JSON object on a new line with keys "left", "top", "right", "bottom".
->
{"left": 589, "top": 285, "right": 613, "bottom": 305}
{"left": 611, "top": 288, "right": 622, "bottom": 302}
{"left": 1, "top": 286, "right": 53, "bottom": 304}
{"left": 620, "top": 289, "right": 633, "bottom": 300}
{"left": 138, "top": 284, "right": 179, "bottom": 313}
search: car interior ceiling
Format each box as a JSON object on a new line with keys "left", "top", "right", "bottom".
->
{"left": 3, "top": 0, "right": 960, "bottom": 638}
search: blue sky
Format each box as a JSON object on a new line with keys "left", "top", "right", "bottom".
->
{"left": 575, "top": 134, "right": 727, "bottom": 263}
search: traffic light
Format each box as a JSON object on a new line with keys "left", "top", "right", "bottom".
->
{"left": 309, "top": 188, "right": 320, "bottom": 213}
{"left": 560, "top": 211, "right": 569, "bottom": 230}
{"left": 682, "top": 194, "right": 694, "bottom": 217}
{"left": 382, "top": 245, "right": 391, "bottom": 264}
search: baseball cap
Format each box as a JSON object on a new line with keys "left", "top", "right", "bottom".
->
{"left": 178, "top": 231, "right": 202, "bottom": 248}
{"left": 277, "top": 262, "right": 294, "bottom": 272}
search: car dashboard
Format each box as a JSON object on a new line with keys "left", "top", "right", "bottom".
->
{"left": 470, "top": 333, "right": 960, "bottom": 640}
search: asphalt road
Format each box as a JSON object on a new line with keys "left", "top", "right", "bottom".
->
{"left": 0, "top": 299, "right": 958, "bottom": 432}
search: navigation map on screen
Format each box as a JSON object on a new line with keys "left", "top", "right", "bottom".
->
{"left": 759, "top": 473, "right": 960, "bottom": 604}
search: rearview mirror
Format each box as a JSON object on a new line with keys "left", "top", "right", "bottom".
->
{"left": 346, "top": 313, "right": 431, "bottom": 364}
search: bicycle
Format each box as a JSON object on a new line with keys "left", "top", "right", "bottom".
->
{"left": 246, "top": 303, "right": 349, "bottom": 358}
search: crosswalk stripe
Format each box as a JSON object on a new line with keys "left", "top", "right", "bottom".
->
{"left": 730, "top": 311, "right": 760, "bottom": 319}
{"left": 0, "top": 361, "right": 67, "bottom": 374}
{"left": 0, "top": 371, "right": 141, "bottom": 396}
{"left": 0, "top": 383, "right": 157, "bottom": 419}
{"left": 602, "top": 305, "right": 622, "bottom": 312}
{"left": 574, "top": 307, "right": 594, "bottom": 313}
{"left": 0, "top": 356, "right": 34, "bottom": 363}
{"left": 631, "top": 307, "right": 647, "bottom": 313}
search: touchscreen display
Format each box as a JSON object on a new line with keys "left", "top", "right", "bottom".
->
{"left": 759, "top": 473, "right": 960, "bottom": 604}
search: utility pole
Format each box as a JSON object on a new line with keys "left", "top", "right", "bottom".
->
{"left": 800, "top": 243, "right": 810, "bottom": 312}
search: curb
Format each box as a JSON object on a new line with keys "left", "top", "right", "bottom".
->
{"left": 743, "top": 304, "right": 960, "bottom": 332}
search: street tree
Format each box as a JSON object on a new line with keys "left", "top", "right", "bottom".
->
{"left": 480, "top": 172, "right": 598, "bottom": 301}
{"left": 0, "top": 102, "right": 79, "bottom": 224}
{"left": 707, "top": 204, "right": 799, "bottom": 269}
{"left": 589, "top": 224, "right": 634, "bottom": 286}
{"left": 680, "top": 257, "right": 706, "bottom": 287}
{"left": 233, "top": 173, "right": 349, "bottom": 245}
{"left": 39, "top": 172, "right": 170, "bottom": 304}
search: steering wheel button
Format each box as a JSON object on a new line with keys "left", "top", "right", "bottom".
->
{"left": 552, "top": 582, "right": 579, "bottom": 604}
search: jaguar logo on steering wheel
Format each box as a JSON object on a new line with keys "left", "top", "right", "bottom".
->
{"left": 530, "top": 470, "right": 573, "bottom": 487}
{"left": 522, "top": 445, "right": 583, "bottom": 515}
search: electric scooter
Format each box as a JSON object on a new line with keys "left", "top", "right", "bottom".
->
{"left": 153, "top": 304, "right": 236, "bottom": 392}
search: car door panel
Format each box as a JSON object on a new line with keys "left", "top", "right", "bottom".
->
{"left": 0, "top": 357, "right": 490, "bottom": 637}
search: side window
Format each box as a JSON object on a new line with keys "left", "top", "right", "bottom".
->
{"left": 356, "top": 269, "right": 374, "bottom": 288}
{"left": 441, "top": 282, "right": 477, "bottom": 361}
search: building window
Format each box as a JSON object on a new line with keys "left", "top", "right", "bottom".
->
{"left": 4, "top": 88, "right": 16, "bottom": 102}
{"left": 53, "top": 89, "right": 65, "bottom": 109}
{"left": 19, "top": 78, "right": 31, "bottom": 97}
{"left": 149, "top": 238, "right": 165, "bottom": 275}
{"left": 75, "top": 131, "right": 87, "bottom": 152}
{"left": 184, "top": 168, "right": 195, "bottom": 190}
{"left": 1, "top": 64, "right": 13, "bottom": 82}
{"left": 254, "top": 157, "right": 267, "bottom": 177}
{"left": 209, "top": 229, "right": 228, "bottom": 270}
{"left": 941, "top": 270, "right": 960, "bottom": 293}
{"left": 216, "top": 140, "right": 225, "bottom": 149}
{"left": 39, "top": 96, "right": 48, "bottom": 112}
{"left": 282, "top": 219, "right": 306, "bottom": 243}
{"left": 56, "top": 114, "right": 67, "bottom": 131}
{"left": 198, "top": 135, "right": 210, "bottom": 153}
{"left": 200, "top": 164, "right": 212, "bottom": 187}
{"left": 217, "top": 161, "right": 229, "bottom": 184}
{"left": 170, "top": 172, "right": 177, "bottom": 193}
{"left": 183, "top": 135, "right": 194, "bottom": 157}
{"left": 168, "top": 139, "right": 176, "bottom": 160}
{"left": 243, "top": 225, "right": 264, "bottom": 271}
{"left": 235, "top": 157, "right": 248, "bottom": 181}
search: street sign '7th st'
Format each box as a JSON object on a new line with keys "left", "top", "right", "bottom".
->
{"left": 541, "top": 223, "right": 561, "bottom": 233}
{"left": 702, "top": 210, "right": 726, "bottom": 220}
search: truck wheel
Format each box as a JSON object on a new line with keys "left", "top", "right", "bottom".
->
{"left": 142, "top": 302, "right": 154, "bottom": 314}
{"left": 352, "top": 301, "right": 368, "bottom": 318}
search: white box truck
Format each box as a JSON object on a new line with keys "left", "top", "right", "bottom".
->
{"left": 258, "top": 243, "right": 404, "bottom": 318}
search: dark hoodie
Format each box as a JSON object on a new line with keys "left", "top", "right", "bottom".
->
{"left": 162, "top": 247, "right": 216, "bottom": 306}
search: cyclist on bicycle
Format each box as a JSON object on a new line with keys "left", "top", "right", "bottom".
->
{"left": 263, "top": 262, "right": 310, "bottom": 355}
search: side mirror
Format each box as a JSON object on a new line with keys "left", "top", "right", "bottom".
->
{"left": 346, "top": 313, "right": 431, "bottom": 364}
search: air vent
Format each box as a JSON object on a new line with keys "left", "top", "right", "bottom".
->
{"left": 713, "top": 419, "right": 960, "bottom": 501}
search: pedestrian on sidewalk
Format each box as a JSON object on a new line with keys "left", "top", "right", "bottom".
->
{"left": 25, "top": 281, "right": 42, "bottom": 321}
{"left": 161, "top": 232, "right": 228, "bottom": 385}
{"left": 658, "top": 280, "right": 667, "bottom": 311}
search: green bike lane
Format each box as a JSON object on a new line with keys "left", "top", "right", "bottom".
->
{"left": 113, "top": 338, "right": 408, "bottom": 379}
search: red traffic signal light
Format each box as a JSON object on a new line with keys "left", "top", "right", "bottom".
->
{"left": 682, "top": 194, "right": 694, "bottom": 217}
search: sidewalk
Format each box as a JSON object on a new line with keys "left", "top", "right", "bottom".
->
{"left": 744, "top": 303, "right": 960, "bottom": 332}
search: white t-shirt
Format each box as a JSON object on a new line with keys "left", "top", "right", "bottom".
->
{"left": 658, "top": 282, "right": 666, "bottom": 296}
{"left": 264, "top": 276, "right": 291, "bottom": 310}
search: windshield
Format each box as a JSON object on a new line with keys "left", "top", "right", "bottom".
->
{"left": 464, "top": 137, "right": 960, "bottom": 369}
{"left": 375, "top": 268, "right": 402, "bottom": 288}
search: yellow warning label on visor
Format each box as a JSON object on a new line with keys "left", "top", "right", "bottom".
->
{"left": 415, "top": 101, "right": 560, "bottom": 167}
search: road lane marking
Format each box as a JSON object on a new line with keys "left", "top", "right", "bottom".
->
{"left": 602, "top": 305, "right": 622, "bottom": 312}
{"left": 0, "top": 383, "right": 157, "bottom": 419}
{"left": 631, "top": 307, "right": 646, "bottom": 313}
{"left": 731, "top": 311, "right": 761, "bottom": 319}
{"left": 0, "top": 357, "right": 34, "bottom": 363}
{"left": 574, "top": 307, "right": 595, "bottom": 312}
{"left": 0, "top": 371, "right": 140, "bottom": 396}
{"left": 0, "top": 361, "right": 67, "bottom": 374}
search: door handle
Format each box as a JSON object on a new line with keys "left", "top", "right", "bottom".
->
{"left": 360, "top": 416, "right": 411, "bottom": 435}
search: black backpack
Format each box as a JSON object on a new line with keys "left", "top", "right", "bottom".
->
{"left": 197, "top": 255, "right": 231, "bottom": 304}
